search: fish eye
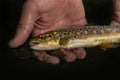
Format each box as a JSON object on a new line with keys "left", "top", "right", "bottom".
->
{"left": 40, "top": 36, "right": 44, "bottom": 39}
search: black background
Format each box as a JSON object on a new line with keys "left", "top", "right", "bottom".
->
{"left": 1, "top": 0, "right": 120, "bottom": 77}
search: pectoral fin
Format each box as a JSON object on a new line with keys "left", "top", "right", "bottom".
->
{"left": 59, "top": 38, "right": 69, "bottom": 46}
{"left": 99, "top": 42, "right": 119, "bottom": 50}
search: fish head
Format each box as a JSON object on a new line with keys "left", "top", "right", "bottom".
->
{"left": 29, "top": 32, "right": 60, "bottom": 50}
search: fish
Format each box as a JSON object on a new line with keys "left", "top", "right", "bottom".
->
{"left": 29, "top": 25, "right": 120, "bottom": 51}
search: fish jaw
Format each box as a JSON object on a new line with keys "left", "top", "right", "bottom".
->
{"left": 30, "top": 38, "right": 60, "bottom": 50}
{"left": 30, "top": 44, "right": 60, "bottom": 50}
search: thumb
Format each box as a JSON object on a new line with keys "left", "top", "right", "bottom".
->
{"left": 9, "top": 0, "right": 38, "bottom": 48}
{"left": 9, "top": 24, "right": 34, "bottom": 48}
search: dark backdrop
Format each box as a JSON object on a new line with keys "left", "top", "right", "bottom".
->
{"left": 1, "top": 0, "right": 120, "bottom": 77}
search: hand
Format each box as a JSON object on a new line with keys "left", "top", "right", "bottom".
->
{"left": 9, "top": 0, "right": 87, "bottom": 64}
{"left": 110, "top": 0, "right": 120, "bottom": 25}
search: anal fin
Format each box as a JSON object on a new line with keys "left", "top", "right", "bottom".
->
{"left": 99, "top": 42, "right": 119, "bottom": 51}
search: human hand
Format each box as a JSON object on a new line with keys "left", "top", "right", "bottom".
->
{"left": 9, "top": 0, "right": 87, "bottom": 64}
{"left": 110, "top": 0, "right": 120, "bottom": 25}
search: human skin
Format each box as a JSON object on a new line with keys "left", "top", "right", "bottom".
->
{"left": 9, "top": 0, "right": 120, "bottom": 64}
{"left": 110, "top": 0, "right": 120, "bottom": 25}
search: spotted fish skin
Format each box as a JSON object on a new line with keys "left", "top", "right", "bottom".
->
{"left": 29, "top": 25, "right": 120, "bottom": 50}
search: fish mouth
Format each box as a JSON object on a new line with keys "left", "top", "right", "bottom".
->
{"left": 30, "top": 45, "right": 48, "bottom": 50}
{"left": 29, "top": 41, "right": 40, "bottom": 46}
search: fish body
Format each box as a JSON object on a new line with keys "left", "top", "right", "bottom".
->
{"left": 29, "top": 25, "right": 120, "bottom": 50}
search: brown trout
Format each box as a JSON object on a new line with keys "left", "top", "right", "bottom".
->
{"left": 29, "top": 25, "right": 120, "bottom": 50}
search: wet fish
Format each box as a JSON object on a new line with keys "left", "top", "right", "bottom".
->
{"left": 29, "top": 25, "right": 120, "bottom": 50}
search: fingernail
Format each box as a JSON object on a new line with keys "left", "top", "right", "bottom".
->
{"left": 47, "top": 56, "right": 60, "bottom": 64}
{"left": 65, "top": 54, "right": 76, "bottom": 62}
{"left": 79, "top": 51, "right": 86, "bottom": 59}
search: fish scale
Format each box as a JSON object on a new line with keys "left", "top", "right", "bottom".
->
{"left": 29, "top": 25, "right": 120, "bottom": 50}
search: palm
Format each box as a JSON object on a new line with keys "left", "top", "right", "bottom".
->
{"left": 32, "top": 0, "right": 86, "bottom": 35}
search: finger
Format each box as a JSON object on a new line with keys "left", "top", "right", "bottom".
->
{"left": 33, "top": 51, "right": 60, "bottom": 64}
{"left": 63, "top": 49, "right": 77, "bottom": 62}
{"left": 52, "top": 49, "right": 76, "bottom": 62}
{"left": 72, "top": 48, "right": 86, "bottom": 59}
{"left": 9, "top": 1, "right": 38, "bottom": 48}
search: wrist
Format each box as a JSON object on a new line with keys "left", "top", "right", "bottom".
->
{"left": 111, "top": 11, "right": 120, "bottom": 25}
{"left": 111, "top": 0, "right": 120, "bottom": 25}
